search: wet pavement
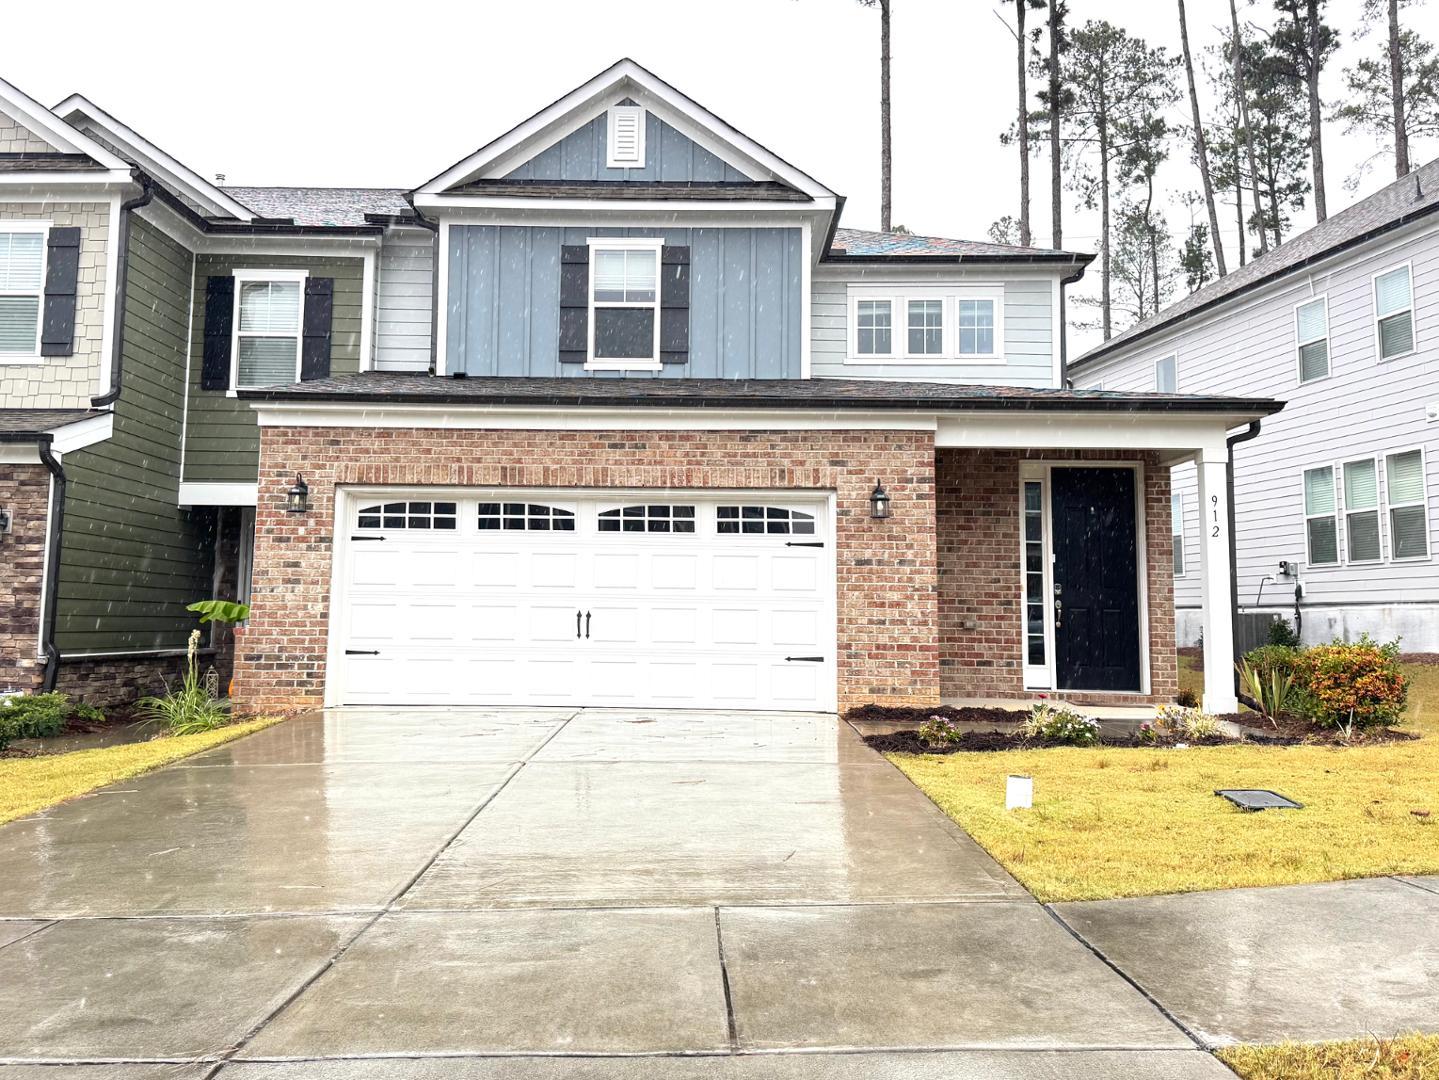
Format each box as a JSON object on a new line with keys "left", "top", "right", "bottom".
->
{"left": 0, "top": 708, "right": 1425, "bottom": 1075}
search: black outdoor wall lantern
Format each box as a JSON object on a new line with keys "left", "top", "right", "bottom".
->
{"left": 869, "top": 481, "right": 891, "bottom": 520}
{"left": 285, "top": 474, "right": 311, "bottom": 514}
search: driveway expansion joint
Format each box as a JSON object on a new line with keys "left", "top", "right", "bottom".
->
{"left": 1392, "top": 874, "right": 1439, "bottom": 895}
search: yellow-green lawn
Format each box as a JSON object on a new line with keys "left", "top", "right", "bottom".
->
{"left": 1219, "top": 1034, "right": 1439, "bottom": 1079}
{"left": 888, "top": 660, "right": 1439, "bottom": 902}
{"left": 0, "top": 718, "right": 281, "bottom": 826}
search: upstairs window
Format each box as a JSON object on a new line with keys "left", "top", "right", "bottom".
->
{"left": 606, "top": 105, "right": 646, "bottom": 168}
{"left": 1342, "top": 458, "right": 1382, "bottom": 563}
{"left": 588, "top": 239, "right": 660, "bottom": 370}
{"left": 1386, "top": 450, "right": 1429, "bottom": 560}
{"left": 856, "top": 299, "right": 893, "bottom": 356}
{"left": 957, "top": 299, "right": 997, "bottom": 356}
{"left": 907, "top": 300, "right": 944, "bottom": 355}
{"left": 1295, "top": 297, "right": 1329, "bottom": 382}
{"left": 234, "top": 270, "right": 305, "bottom": 389}
{"left": 1374, "top": 265, "right": 1415, "bottom": 360}
{"left": 0, "top": 227, "right": 45, "bottom": 356}
{"left": 1155, "top": 354, "right": 1178, "bottom": 393}
{"left": 1303, "top": 466, "right": 1339, "bottom": 566}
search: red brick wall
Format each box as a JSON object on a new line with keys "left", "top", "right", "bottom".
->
{"left": 234, "top": 427, "right": 940, "bottom": 713}
{"left": 937, "top": 449, "right": 1177, "bottom": 706}
{"left": 0, "top": 464, "right": 51, "bottom": 694}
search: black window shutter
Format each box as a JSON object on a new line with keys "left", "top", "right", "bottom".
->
{"left": 40, "top": 227, "right": 82, "bottom": 357}
{"left": 201, "top": 275, "right": 234, "bottom": 390}
{"left": 559, "top": 245, "right": 589, "bottom": 365}
{"left": 301, "top": 277, "right": 334, "bottom": 381}
{"left": 660, "top": 246, "right": 690, "bottom": 365}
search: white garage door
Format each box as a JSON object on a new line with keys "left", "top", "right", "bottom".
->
{"left": 332, "top": 491, "right": 836, "bottom": 711}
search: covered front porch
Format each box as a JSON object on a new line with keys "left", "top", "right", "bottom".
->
{"left": 934, "top": 409, "right": 1250, "bottom": 715}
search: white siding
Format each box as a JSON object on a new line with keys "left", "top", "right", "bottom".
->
{"left": 374, "top": 228, "right": 433, "bottom": 372}
{"left": 1077, "top": 217, "right": 1439, "bottom": 641}
{"left": 810, "top": 269, "right": 1058, "bottom": 386}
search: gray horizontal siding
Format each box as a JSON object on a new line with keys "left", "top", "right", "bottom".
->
{"left": 185, "top": 254, "right": 365, "bottom": 483}
{"left": 376, "top": 230, "right": 433, "bottom": 372}
{"left": 1081, "top": 218, "right": 1439, "bottom": 618}
{"left": 504, "top": 110, "right": 750, "bottom": 183}
{"left": 56, "top": 217, "right": 215, "bottom": 653}
{"left": 810, "top": 276, "right": 1056, "bottom": 385}
{"left": 446, "top": 225, "right": 801, "bottom": 379}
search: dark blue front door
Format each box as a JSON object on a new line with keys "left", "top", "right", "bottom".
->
{"left": 1051, "top": 467, "right": 1141, "bottom": 692}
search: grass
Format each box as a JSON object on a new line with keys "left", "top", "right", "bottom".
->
{"left": 887, "top": 660, "right": 1439, "bottom": 902}
{"left": 0, "top": 717, "right": 281, "bottom": 826}
{"left": 1218, "top": 1033, "right": 1439, "bottom": 1079}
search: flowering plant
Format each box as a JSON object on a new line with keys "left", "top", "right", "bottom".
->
{"left": 1021, "top": 703, "right": 1101, "bottom": 746}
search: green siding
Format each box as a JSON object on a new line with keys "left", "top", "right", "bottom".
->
{"left": 185, "top": 254, "right": 365, "bottom": 482}
{"left": 55, "top": 217, "right": 215, "bottom": 653}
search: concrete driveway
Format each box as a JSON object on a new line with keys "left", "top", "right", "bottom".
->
{"left": 0, "top": 709, "right": 1228, "bottom": 1078}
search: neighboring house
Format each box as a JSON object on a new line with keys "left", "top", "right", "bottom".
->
{"left": 0, "top": 61, "right": 1279, "bottom": 715}
{"left": 1072, "top": 159, "right": 1438, "bottom": 652}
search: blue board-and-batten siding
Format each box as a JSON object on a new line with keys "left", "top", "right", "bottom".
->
{"left": 446, "top": 226, "right": 802, "bottom": 379}
{"left": 504, "top": 111, "right": 751, "bottom": 183}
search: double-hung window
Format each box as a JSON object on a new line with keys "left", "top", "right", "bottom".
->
{"left": 588, "top": 238, "right": 661, "bottom": 370}
{"left": 1385, "top": 449, "right": 1429, "bottom": 560}
{"left": 1374, "top": 265, "right": 1415, "bottom": 360}
{"left": 233, "top": 270, "right": 306, "bottom": 390}
{"left": 1341, "top": 458, "right": 1382, "bottom": 562}
{"left": 1155, "top": 354, "right": 1178, "bottom": 393}
{"left": 1303, "top": 465, "right": 1339, "bottom": 566}
{"left": 0, "top": 225, "right": 46, "bottom": 358}
{"left": 1295, "top": 297, "right": 1329, "bottom": 382}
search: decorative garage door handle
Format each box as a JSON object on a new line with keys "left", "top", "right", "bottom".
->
{"left": 784, "top": 656, "right": 824, "bottom": 662}
{"left": 785, "top": 541, "right": 824, "bottom": 548}
{"left": 585, "top": 611, "right": 591, "bottom": 639}
{"left": 349, "top": 536, "right": 385, "bottom": 541}
{"left": 576, "top": 611, "right": 582, "bottom": 639}
{"left": 345, "top": 649, "right": 380, "bottom": 655}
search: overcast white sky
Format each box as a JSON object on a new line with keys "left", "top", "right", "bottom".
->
{"left": 7, "top": 0, "right": 1435, "bottom": 353}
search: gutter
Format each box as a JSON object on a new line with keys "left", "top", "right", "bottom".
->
{"left": 819, "top": 251, "right": 1095, "bottom": 266}
{"left": 402, "top": 192, "right": 442, "bottom": 375}
{"left": 37, "top": 438, "right": 65, "bottom": 692}
{"left": 1227, "top": 419, "right": 1264, "bottom": 704}
{"left": 92, "top": 173, "right": 155, "bottom": 407}
{"left": 1058, "top": 263, "right": 1088, "bottom": 389}
{"left": 147, "top": 181, "right": 383, "bottom": 238}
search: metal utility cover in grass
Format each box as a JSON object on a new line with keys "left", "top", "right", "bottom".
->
{"left": 1215, "top": 789, "right": 1304, "bottom": 811}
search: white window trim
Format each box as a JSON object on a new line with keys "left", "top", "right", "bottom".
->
{"left": 0, "top": 220, "right": 51, "bottom": 364}
{"left": 230, "top": 268, "right": 308, "bottom": 395}
{"left": 1383, "top": 445, "right": 1431, "bottom": 563}
{"left": 1172, "top": 491, "right": 1186, "bottom": 578}
{"left": 1302, "top": 465, "right": 1339, "bottom": 568}
{"left": 1154, "top": 354, "right": 1178, "bottom": 393}
{"left": 845, "top": 286, "right": 1004, "bottom": 364}
{"left": 1294, "top": 294, "right": 1330, "bottom": 384}
{"left": 1372, "top": 261, "right": 1416, "bottom": 362}
{"left": 585, "top": 236, "right": 663, "bottom": 372}
{"left": 1339, "top": 455, "right": 1384, "bottom": 566}
{"left": 605, "top": 105, "right": 646, "bottom": 170}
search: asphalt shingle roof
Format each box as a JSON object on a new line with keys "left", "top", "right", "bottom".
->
{"left": 237, "top": 371, "right": 1278, "bottom": 417}
{"left": 827, "top": 227, "right": 1082, "bottom": 260}
{"left": 223, "top": 187, "right": 412, "bottom": 227}
{"left": 1075, "top": 157, "right": 1439, "bottom": 368}
{"left": 0, "top": 408, "right": 108, "bottom": 439}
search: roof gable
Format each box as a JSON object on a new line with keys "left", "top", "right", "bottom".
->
{"left": 416, "top": 59, "right": 834, "bottom": 201}
{"left": 0, "top": 76, "right": 127, "bottom": 174}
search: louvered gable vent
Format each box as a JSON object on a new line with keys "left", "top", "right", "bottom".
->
{"left": 606, "top": 105, "right": 646, "bottom": 169}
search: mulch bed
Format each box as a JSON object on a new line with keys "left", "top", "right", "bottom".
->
{"left": 862, "top": 729, "right": 1238, "bottom": 755}
{"left": 1230, "top": 712, "right": 1417, "bottom": 747}
{"left": 844, "top": 703, "right": 1029, "bottom": 726}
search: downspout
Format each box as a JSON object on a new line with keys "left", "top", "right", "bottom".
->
{"left": 1226, "top": 419, "right": 1263, "bottom": 701}
{"left": 38, "top": 439, "right": 66, "bottom": 691}
{"left": 402, "top": 193, "right": 440, "bottom": 376}
{"left": 1058, "top": 263, "right": 1087, "bottom": 388}
{"left": 92, "top": 173, "right": 155, "bottom": 407}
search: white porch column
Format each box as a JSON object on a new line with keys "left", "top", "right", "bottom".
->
{"left": 1195, "top": 444, "right": 1239, "bottom": 713}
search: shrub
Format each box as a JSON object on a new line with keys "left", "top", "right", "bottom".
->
{"left": 1244, "top": 644, "right": 1303, "bottom": 679}
{"left": 1175, "top": 687, "right": 1199, "bottom": 708}
{"left": 1022, "top": 702, "right": 1101, "bottom": 746}
{"left": 1154, "top": 703, "right": 1222, "bottom": 740}
{"left": 137, "top": 630, "right": 231, "bottom": 736}
{"left": 917, "top": 715, "right": 964, "bottom": 749}
{"left": 1292, "top": 637, "right": 1408, "bottom": 732}
{"left": 1266, "top": 617, "right": 1302, "bottom": 649}
{"left": 0, "top": 692, "right": 82, "bottom": 740}
{"left": 1237, "top": 657, "right": 1295, "bottom": 725}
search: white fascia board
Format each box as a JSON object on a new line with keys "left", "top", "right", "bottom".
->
{"left": 135, "top": 196, "right": 381, "bottom": 257}
{"left": 0, "top": 75, "right": 129, "bottom": 169}
{"left": 0, "top": 172, "right": 135, "bottom": 191}
{"left": 0, "top": 444, "right": 43, "bottom": 464}
{"left": 417, "top": 59, "right": 836, "bottom": 201}
{"left": 252, "top": 402, "right": 939, "bottom": 432}
{"left": 814, "top": 262, "right": 1071, "bottom": 282}
{"left": 55, "top": 94, "right": 257, "bottom": 222}
{"left": 178, "top": 482, "right": 258, "bottom": 507}
{"left": 936, "top": 412, "right": 1234, "bottom": 455}
{"left": 414, "top": 194, "right": 832, "bottom": 218}
{"left": 48, "top": 412, "right": 113, "bottom": 454}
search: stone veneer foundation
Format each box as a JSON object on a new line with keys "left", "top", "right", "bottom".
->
{"left": 0, "top": 464, "right": 51, "bottom": 694}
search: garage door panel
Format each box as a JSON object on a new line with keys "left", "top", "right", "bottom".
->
{"left": 335, "top": 492, "right": 834, "bottom": 710}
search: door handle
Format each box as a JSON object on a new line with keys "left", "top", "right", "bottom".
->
{"left": 576, "top": 610, "right": 582, "bottom": 639}
{"left": 784, "top": 655, "right": 825, "bottom": 662}
{"left": 1054, "top": 598, "right": 1062, "bottom": 629}
{"left": 585, "top": 611, "right": 591, "bottom": 639}
{"left": 345, "top": 649, "right": 380, "bottom": 656}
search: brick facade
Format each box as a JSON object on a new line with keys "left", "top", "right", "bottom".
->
{"left": 0, "top": 464, "right": 51, "bottom": 694}
{"left": 937, "top": 448, "right": 1178, "bottom": 706}
{"left": 53, "top": 648, "right": 231, "bottom": 710}
{"left": 233, "top": 427, "right": 940, "bottom": 713}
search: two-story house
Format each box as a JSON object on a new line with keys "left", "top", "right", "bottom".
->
{"left": 0, "top": 60, "right": 1279, "bottom": 715}
{"left": 1072, "top": 160, "right": 1438, "bottom": 653}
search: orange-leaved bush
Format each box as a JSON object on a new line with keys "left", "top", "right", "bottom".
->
{"left": 1292, "top": 638, "right": 1408, "bottom": 730}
